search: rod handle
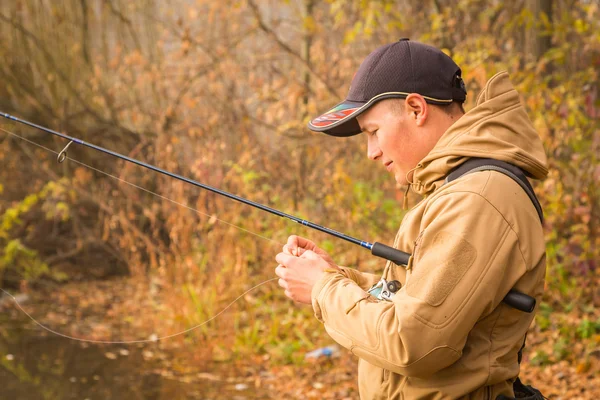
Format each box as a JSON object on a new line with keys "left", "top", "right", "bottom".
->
{"left": 503, "top": 289, "right": 536, "bottom": 313}
{"left": 371, "top": 242, "right": 410, "bottom": 266}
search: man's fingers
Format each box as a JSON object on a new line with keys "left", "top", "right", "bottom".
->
{"left": 287, "top": 235, "right": 315, "bottom": 252}
{"left": 275, "top": 264, "right": 287, "bottom": 278}
{"left": 282, "top": 244, "right": 303, "bottom": 257}
{"left": 285, "top": 236, "right": 299, "bottom": 256}
{"left": 278, "top": 278, "right": 288, "bottom": 290}
{"left": 283, "top": 244, "right": 293, "bottom": 255}
{"left": 275, "top": 252, "right": 295, "bottom": 266}
{"left": 286, "top": 235, "right": 300, "bottom": 247}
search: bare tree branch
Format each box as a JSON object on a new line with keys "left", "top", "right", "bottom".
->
{"left": 79, "top": 0, "right": 91, "bottom": 64}
{"left": 0, "top": 12, "right": 147, "bottom": 143}
{"left": 161, "top": 27, "right": 257, "bottom": 132}
{"left": 0, "top": 13, "right": 106, "bottom": 125}
{"left": 12, "top": 137, "right": 166, "bottom": 267}
{"left": 105, "top": 0, "right": 143, "bottom": 51}
{"left": 247, "top": 0, "right": 340, "bottom": 99}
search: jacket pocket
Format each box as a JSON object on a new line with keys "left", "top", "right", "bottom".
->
{"left": 405, "top": 230, "right": 477, "bottom": 307}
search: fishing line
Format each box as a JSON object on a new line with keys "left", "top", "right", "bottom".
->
{"left": 0, "top": 112, "right": 536, "bottom": 340}
{"left": 0, "top": 279, "right": 278, "bottom": 344}
{"left": 0, "top": 127, "right": 282, "bottom": 246}
{"left": 0, "top": 126, "right": 282, "bottom": 344}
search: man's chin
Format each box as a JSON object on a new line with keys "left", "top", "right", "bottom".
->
{"left": 393, "top": 173, "right": 408, "bottom": 186}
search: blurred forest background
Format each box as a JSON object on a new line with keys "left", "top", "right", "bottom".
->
{"left": 0, "top": 0, "right": 599, "bottom": 399}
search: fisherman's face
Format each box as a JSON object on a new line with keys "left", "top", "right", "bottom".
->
{"left": 357, "top": 98, "right": 433, "bottom": 185}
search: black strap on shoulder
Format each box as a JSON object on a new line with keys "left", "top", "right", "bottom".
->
{"left": 445, "top": 158, "right": 543, "bottom": 361}
{"left": 446, "top": 159, "right": 550, "bottom": 400}
{"left": 442, "top": 158, "right": 540, "bottom": 313}
{"left": 445, "top": 158, "right": 543, "bottom": 223}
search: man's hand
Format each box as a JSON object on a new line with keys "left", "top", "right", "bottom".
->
{"left": 275, "top": 245, "right": 341, "bottom": 304}
{"left": 283, "top": 235, "right": 337, "bottom": 268}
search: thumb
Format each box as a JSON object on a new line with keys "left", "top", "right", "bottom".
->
{"left": 284, "top": 244, "right": 305, "bottom": 257}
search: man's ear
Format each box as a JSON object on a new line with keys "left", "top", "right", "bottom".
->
{"left": 405, "top": 94, "right": 428, "bottom": 127}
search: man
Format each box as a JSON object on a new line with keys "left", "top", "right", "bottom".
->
{"left": 275, "top": 39, "right": 548, "bottom": 399}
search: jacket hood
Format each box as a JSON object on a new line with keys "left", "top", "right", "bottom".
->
{"left": 410, "top": 71, "right": 548, "bottom": 196}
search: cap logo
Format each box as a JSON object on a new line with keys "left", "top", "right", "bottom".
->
{"left": 311, "top": 107, "right": 360, "bottom": 127}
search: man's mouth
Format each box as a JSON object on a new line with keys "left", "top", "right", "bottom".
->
{"left": 385, "top": 161, "right": 393, "bottom": 171}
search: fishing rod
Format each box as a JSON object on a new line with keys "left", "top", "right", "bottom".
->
{"left": 0, "top": 112, "right": 536, "bottom": 313}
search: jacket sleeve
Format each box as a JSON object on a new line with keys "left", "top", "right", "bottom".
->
{"left": 311, "top": 191, "right": 530, "bottom": 378}
{"left": 338, "top": 267, "right": 380, "bottom": 290}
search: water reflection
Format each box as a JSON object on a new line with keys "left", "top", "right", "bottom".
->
{"left": 0, "top": 308, "right": 261, "bottom": 400}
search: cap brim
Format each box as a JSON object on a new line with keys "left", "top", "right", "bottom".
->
{"left": 308, "top": 100, "right": 369, "bottom": 137}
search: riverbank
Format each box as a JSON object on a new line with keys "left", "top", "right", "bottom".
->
{"left": 1, "top": 276, "right": 599, "bottom": 399}
{"left": 0, "top": 276, "right": 359, "bottom": 399}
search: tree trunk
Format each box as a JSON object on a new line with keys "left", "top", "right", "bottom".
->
{"left": 295, "top": 0, "right": 314, "bottom": 210}
{"left": 524, "top": 0, "right": 553, "bottom": 62}
{"left": 301, "top": 0, "right": 314, "bottom": 116}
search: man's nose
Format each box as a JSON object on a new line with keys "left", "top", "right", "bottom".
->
{"left": 367, "top": 138, "right": 382, "bottom": 161}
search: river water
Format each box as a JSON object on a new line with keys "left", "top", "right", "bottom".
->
{"left": 0, "top": 297, "right": 264, "bottom": 400}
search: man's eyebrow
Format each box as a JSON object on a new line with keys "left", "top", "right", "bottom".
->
{"left": 361, "top": 122, "right": 377, "bottom": 132}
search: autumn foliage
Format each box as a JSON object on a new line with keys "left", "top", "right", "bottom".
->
{"left": 0, "top": 1, "right": 599, "bottom": 398}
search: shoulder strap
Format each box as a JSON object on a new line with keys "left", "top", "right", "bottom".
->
{"left": 445, "top": 158, "right": 544, "bottom": 223}
{"left": 445, "top": 158, "right": 543, "bottom": 370}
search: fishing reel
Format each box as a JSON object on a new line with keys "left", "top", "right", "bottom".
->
{"left": 367, "top": 278, "right": 401, "bottom": 301}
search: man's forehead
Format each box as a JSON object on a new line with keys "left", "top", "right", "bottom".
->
{"left": 357, "top": 100, "right": 394, "bottom": 131}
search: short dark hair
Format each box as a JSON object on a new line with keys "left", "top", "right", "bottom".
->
{"left": 440, "top": 101, "right": 465, "bottom": 115}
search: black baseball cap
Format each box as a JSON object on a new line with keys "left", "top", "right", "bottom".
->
{"left": 308, "top": 39, "right": 466, "bottom": 137}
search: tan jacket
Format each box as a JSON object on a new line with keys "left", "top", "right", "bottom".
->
{"left": 310, "top": 71, "right": 548, "bottom": 399}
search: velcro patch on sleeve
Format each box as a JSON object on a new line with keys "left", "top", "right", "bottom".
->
{"left": 406, "top": 230, "right": 477, "bottom": 307}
